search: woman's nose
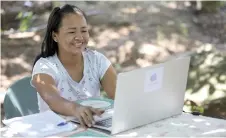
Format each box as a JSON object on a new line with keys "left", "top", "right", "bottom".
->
{"left": 74, "top": 33, "right": 83, "bottom": 40}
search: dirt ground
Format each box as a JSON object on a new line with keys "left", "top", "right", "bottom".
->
{"left": 1, "top": 1, "right": 226, "bottom": 120}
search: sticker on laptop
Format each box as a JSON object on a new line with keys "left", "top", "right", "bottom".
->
{"left": 144, "top": 67, "right": 164, "bottom": 93}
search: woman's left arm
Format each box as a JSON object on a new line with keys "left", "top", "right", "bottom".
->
{"left": 100, "top": 65, "right": 117, "bottom": 99}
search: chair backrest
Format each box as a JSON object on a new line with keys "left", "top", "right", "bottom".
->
{"left": 3, "top": 76, "right": 39, "bottom": 119}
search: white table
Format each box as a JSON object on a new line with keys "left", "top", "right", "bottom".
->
{"left": 1, "top": 113, "right": 226, "bottom": 137}
{"left": 115, "top": 113, "right": 226, "bottom": 137}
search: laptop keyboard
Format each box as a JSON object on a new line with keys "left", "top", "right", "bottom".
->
{"left": 95, "top": 118, "right": 112, "bottom": 128}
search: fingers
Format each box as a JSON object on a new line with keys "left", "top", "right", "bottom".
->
{"left": 76, "top": 105, "right": 104, "bottom": 129}
{"left": 81, "top": 112, "right": 92, "bottom": 127}
{"left": 90, "top": 107, "right": 105, "bottom": 116}
{"left": 84, "top": 109, "right": 94, "bottom": 124}
{"left": 78, "top": 115, "right": 86, "bottom": 129}
{"left": 99, "top": 109, "right": 105, "bottom": 114}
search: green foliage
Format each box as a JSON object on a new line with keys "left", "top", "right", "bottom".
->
{"left": 192, "top": 106, "right": 204, "bottom": 114}
{"left": 114, "top": 63, "right": 122, "bottom": 71}
{"left": 157, "top": 26, "right": 165, "bottom": 41}
{"left": 179, "top": 23, "right": 188, "bottom": 37}
{"left": 186, "top": 45, "right": 226, "bottom": 99}
{"left": 201, "top": 1, "right": 225, "bottom": 13}
{"left": 16, "top": 11, "right": 33, "bottom": 32}
{"left": 100, "top": 90, "right": 108, "bottom": 98}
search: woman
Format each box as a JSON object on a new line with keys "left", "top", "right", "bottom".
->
{"left": 31, "top": 4, "right": 117, "bottom": 128}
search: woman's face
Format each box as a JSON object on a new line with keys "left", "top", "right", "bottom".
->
{"left": 53, "top": 12, "right": 89, "bottom": 56}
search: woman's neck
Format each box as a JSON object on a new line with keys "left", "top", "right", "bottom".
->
{"left": 58, "top": 51, "right": 83, "bottom": 67}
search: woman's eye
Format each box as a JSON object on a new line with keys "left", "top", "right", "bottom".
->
{"left": 69, "top": 32, "right": 75, "bottom": 34}
{"left": 82, "top": 31, "right": 87, "bottom": 33}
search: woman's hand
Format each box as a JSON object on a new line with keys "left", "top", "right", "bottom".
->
{"left": 74, "top": 104, "right": 104, "bottom": 128}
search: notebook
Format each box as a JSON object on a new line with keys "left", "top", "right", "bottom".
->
{"left": 2, "top": 110, "right": 77, "bottom": 137}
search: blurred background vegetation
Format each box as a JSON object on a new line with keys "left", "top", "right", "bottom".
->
{"left": 1, "top": 1, "right": 226, "bottom": 120}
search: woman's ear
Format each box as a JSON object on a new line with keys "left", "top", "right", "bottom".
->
{"left": 52, "top": 31, "right": 58, "bottom": 42}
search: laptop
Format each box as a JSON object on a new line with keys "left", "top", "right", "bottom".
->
{"left": 72, "top": 56, "right": 191, "bottom": 135}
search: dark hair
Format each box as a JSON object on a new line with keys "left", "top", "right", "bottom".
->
{"left": 32, "top": 4, "right": 87, "bottom": 67}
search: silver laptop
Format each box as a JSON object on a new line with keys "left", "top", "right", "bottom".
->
{"left": 75, "top": 56, "right": 191, "bottom": 135}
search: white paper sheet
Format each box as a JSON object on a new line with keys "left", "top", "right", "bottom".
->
{"left": 2, "top": 110, "right": 77, "bottom": 137}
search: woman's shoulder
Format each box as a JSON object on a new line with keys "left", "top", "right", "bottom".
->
{"left": 35, "top": 54, "right": 56, "bottom": 65}
{"left": 32, "top": 54, "right": 61, "bottom": 84}
{"left": 33, "top": 54, "right": 59, "bottom": 72}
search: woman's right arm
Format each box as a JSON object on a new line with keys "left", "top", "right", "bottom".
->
{"left": 32, "top": 74, "right": 78, "bottom": 116}
{"left": 32, "top": 74, "right": 103, "bottom": 128}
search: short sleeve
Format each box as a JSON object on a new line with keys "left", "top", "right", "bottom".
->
{"left": 31, "top": 58, "right": 58, "bottom": 87}
{"left": 95, "top": 51, "right": 111, "bottom": 80}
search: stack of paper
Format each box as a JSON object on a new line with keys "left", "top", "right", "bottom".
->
{"left": 2, "top": 110, "right": 77, "bottom": 137}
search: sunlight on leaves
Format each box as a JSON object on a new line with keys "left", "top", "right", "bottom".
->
{"left": 17, "top": 12, "right": 33, "bottom": 32}
{"left": 179, "top": 23, "right": 188, "bottom": 37}
{"left": 185, "top": 44, "right": 226, "bottom": 109}
{"left": 157, "top": 26, "right": 165, "bottom": 41}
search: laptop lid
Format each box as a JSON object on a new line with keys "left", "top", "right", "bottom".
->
{"left": 111, "top": 56, "right": 191, "bottom": 134}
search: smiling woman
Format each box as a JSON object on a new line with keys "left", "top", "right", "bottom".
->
{"left": 31, "top": 4, "right": 117, "bottom": 128}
